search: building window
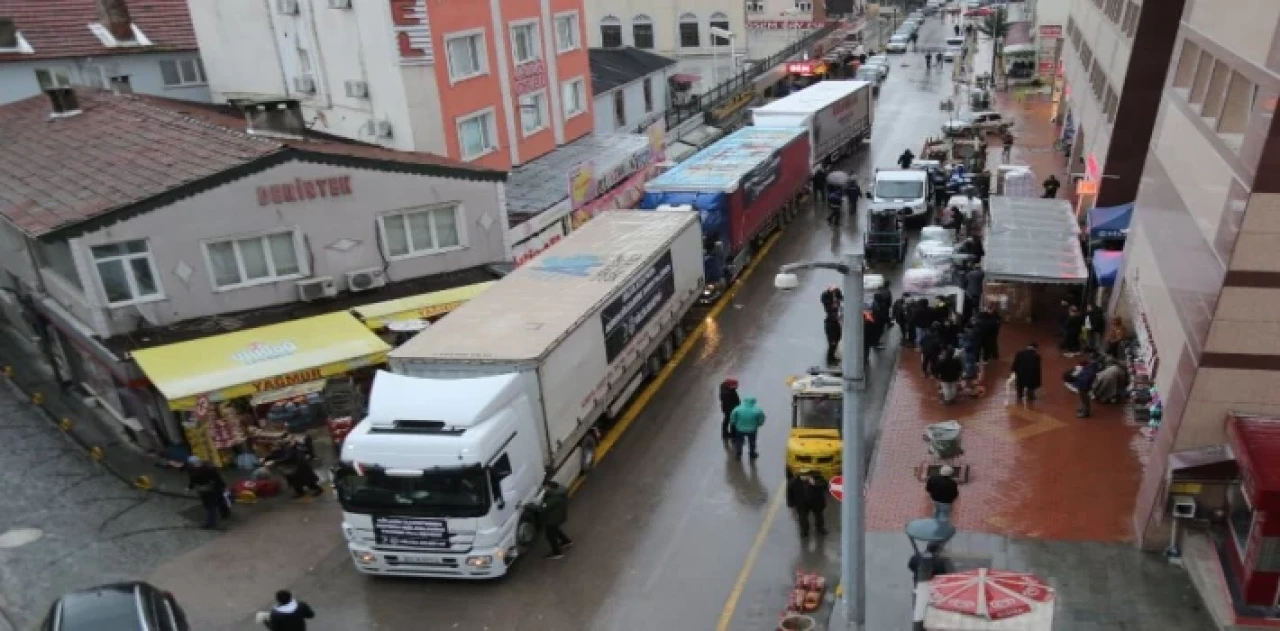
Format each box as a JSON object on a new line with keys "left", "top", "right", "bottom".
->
{"left": 1103, "top": 85, "right": 1118, "bottom": 123}
{"left": 1189, "top": 51, "right": 1215, "bottom": 105}
{"left": 457, "top": 108, "right": 497, "bottom": 160}
{"left": 643, "top": 77, "right": 654, "bottom": 113}
{"left": 554, "top": 12, "right": 579, "bottom": 53}
{"left": 613, "top": 90, "right": 626, "bottom": 128}
{"left": 600, "top": 16, "right": 622, "bottom": 48}
{"left": 632, "top": 15, "right": 654, "bottom": 50}
{"left": 562, "top": 77, "right": 586, "bottom": 118}
{"left": 1202, "top": 60, "right": 1231, "bottom": 120}
{"left": 710, "top": 12, "right": 730, "bottom": 47}
{"left": 91, "top": 240, "right": 162, "bottom": 306}
{"left": 1104, "top": 0, "right": 1123, "bottom": 23}
{"left": 1218, "top": 72, "right": 1256, "bottom": 137}
{"left": 679, "top": 13, "right": 700, "bottom": 48}
{"left": 380, "top": 204, "right": 464, "bottom": 259}
{"left": 159, "top": 58, "right": 207, "bottom": 87}
{"left": 520, "top": 90, "right": 549, "bottom": 136}
{"left": 34, "top": 68, "right": 72, "bottom": 90}
{"left": 747, "top": 1, "right": 764, "bottom": 13}
{"left": 1172, "top": 40, "right": 1200, "bottom": 88}
{"left": 796, "top": 1, "right": 812, "bottom": 11}
{"left": 445, "top": 31, "right": 487, "bottom": 82}
{"left": 511, "top": 22, "right": 540, "bottom": 65}
{"left": 204, "top": 231, "right": 303, "bottom": 290}
{"left": 1121, "top": 2, "right": 1140, "bottom": 38}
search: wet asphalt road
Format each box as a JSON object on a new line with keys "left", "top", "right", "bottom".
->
{"left": 136, "top": 17, "right": 965, "bottom": 631}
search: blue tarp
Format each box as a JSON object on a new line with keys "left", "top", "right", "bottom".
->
{"left": 1088, "top": 202, "right": 1134, "bottom": 240}
{"left": 1092, "top": 250, "right": 1124, "bottom": 288}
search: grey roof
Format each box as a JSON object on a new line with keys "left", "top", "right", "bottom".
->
{"left": 505, "top": 133, "right": 652, "bottom": 225}
{"left": 588, "top": 47, "right": 678, "bottom": 95}
{"left": 983, "top": 196, "right": 1089, "bottom": 285}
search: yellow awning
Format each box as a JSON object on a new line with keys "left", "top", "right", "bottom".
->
{"left": 352, "top": 281, "right": 495, "bottom": 329}
{"left": 132, "top": 312, "right": 390, "bottom": 410}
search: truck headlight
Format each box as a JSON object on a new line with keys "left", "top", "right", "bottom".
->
{"left": 466, "top": 555, "right": 494, "bottom": 568}
{"left": 354, "top": 551, "right": 377, "bottom": 564}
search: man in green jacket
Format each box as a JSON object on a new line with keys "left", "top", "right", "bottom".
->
{"left": 537, "top": 481, "right": 573, "bottom": 559}
{"left": 730, "top": 397, "right": 766, "bottom": 459}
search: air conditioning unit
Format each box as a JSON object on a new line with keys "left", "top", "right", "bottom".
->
{"left": 328, "top": 0, "right": 352, "bottom": 7}
{"left": 277, "top": 0, "right": 299, "bottom": 15}
{"left": 346, "top": 268, "right": 387, "bottom": 292}
{"left": 293, "top": 74, "right": 316, "bottom": 94}
{"left": 344, "top": 80, "right": 368, "bottom": 98}
{"left": 296, "top": 277, "right": 338, "bottom": 301}
{"left": 375, "top": 120, "right": 393, "bottom": 138}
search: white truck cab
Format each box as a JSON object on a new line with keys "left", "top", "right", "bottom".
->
{"left": 872, "top": 168, "right": 931, "bottom": 221}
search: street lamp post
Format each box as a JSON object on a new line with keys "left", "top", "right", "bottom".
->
{"left": 775, "top": 252, "right": 866, "bottom": 628}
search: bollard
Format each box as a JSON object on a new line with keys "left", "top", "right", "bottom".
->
{"left": 31, "top": 392, "right": 43, "bottom": 405}
{"left": 89, "top": 446, "right": 104, "bottom": 461}
{"left": 59, "top": 418, "right": 73, "bottom": 432}
{"left": 134, "top": 476, "right": 153, "bottom": 490}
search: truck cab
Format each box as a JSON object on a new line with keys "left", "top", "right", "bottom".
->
{"left": 785, "top": 370, "right": 843, "bottom": 480}
{"left": 335, "top": 371, "right": 545, "bottom": 579}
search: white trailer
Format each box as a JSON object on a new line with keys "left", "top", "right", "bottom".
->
{"left": 752, "top": 80, "right": 874, "bottom": 169}
{"left": 335, "top": 210, "right": 704, "bottom": 578}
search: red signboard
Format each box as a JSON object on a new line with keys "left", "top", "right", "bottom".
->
{"left": 1038, "top": 25, "right": 1062, "bottom": 38}
{"left": 1038, "top": 60, "right": 1056, "bottom": 74}
{"left": 257, "top": 175, "right": 353, "bottom": 206}
{"left": 787, "top": 61, "right": 828, "bottom": 76}
{"left": 514, "top": 60, "right": 548, "bottom": 96}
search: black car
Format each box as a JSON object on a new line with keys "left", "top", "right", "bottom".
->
{"left": 42, "top": 582, "right": 190, "bottom": 631}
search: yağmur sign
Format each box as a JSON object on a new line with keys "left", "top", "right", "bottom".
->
{"left": 258, "top": 175, "right": 354, "bottom": 206}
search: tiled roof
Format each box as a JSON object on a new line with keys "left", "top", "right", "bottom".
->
{"left": 0, "top": 90, "right": 505, "bottom": 239}
{"left": 587, "top": 47, "right": 677, "bottom": 95}
{"left": 0, "top": 0, "right": 198, "bottom": 62}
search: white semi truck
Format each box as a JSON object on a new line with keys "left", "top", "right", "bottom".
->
{"left": 751, "top": 80, "right": 874, "bottom": 170}
{"left": 335, "top": 210, "right": 704, "bottom": 578}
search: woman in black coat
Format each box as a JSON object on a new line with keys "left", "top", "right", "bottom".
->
{"left": 719, "top": 379, "right": 741, "bottom": 440}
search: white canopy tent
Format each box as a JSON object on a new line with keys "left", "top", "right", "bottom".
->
{"left": 982, "top": 196, "right": 1088, "bottom": 285}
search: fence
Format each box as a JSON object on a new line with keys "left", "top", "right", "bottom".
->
{"left": 663, "top": 22, "right": 843, "bottom": 132}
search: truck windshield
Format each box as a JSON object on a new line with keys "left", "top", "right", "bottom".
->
{"left": 793, "top": 396, "right": 842, "bottom": 433}
{"left": 335, "top": 464, "right": 490, "bottom": 518}
{"left": 877, "top": 180, "right": 924, "bottom": 199}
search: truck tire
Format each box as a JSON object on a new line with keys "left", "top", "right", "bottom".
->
{"left": 516, "top": 509, "right": 540, "bottom": 554}
{"left": 580, "top": 430, "right": 600, "bottom": 473}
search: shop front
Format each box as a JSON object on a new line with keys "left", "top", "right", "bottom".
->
{"left": 786, "top": 60, "right": 830, "bottom": 89}
{"left": 131, "top": 312, "right": 390, "bottom": 468}
{"left": 352, "top": 281, "right": 495, "bottom": 345}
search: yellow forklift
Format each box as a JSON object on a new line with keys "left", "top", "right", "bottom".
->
{"left": 784, "top": 369, "right": 844, "bottom": 480}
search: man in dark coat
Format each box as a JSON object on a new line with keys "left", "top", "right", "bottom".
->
{"left": 719, "top": 378, "right": 741, "bottom": 440}
{"left": 824, "top": 313, "right": 843, "bottom": 364}
{"left": 264, "top": 436, "right": 324, "bottom": 499}
{"left": 863, "top": 310, "right": 882, "bottom": 363}
{"left": 820, "top": 285, "right": 844, "bottom": 317}
{"left": 898, "top": 148, "right": 915, "bottom": 169}
{"left": 812, "top": 166, "right": 829, "bottom": 202}
{"left": 185, "top": 456, "right": 229, "bottom": 529}
{"left": 936, "top": 348, "right": 964, "bottom": 403}
{"left": 1010, "top": 342, "right": 1042, "bottom": 403}
{"left": 975, "top": 307, "right": 1001, "bottom": 363}
{"left": 893, "top": 294, "right": 913, "bottom": 346}
{"left": 910, "top": 298, "right": 934, "bottom": 347}
{"left": 1042, "top": 174, "right": 1061, "bottom": 199}
{"left": 925, "top": 465, "right": 959, "bottom": 523}
{"left": 261, "top": 590, "right": 315, "bottom": 631}
{"left": 1061, "top": 305, "right": 1085, "bottom": 356}
{"left": 786, "top": 471, "right": 829, "bottom": 537}
{"left": 920, "top": 324, "right": 942, "bottom": 377}
{"left": 1072, "top": 359, "right": 1101, "bottom": 418}
{"left": 1084, "top": 304, "right": 1106, "bottom": 351}
{"left": 538, "top": 481, "right": 573, "bottom": 558}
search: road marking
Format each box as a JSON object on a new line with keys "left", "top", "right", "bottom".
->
{"left": 570, "top": 230, "right": 784, "bottom": 497}
{"left": 716, "top": 486, "right": 787, "bottom": 631}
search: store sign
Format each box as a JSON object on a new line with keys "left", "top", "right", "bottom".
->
{"left": 257, "top": 175, "right": 353, "bottom": 206}
{"left": 514, "top": 60, "right": 547, "bottom": 96}
{"left": 1038, "top": 25, "right": 1062, "bottom": 38}
{"left": 373, "top": 515, "right": 451, "bottom": 549}
{"left": 511, "top": 222, "right": 567, "bottom": 267}
{"left": 570, "top": 167, "right": 652, "bottom": 230}
{"left": 252, "top": 367, "right": 324, "bottom": 393}
{"left": 787, "top": 61, "right": 828, "bottom": 76}
{"left": 389, "top": 0, "right": 433, "bottom": 65}
{"left": 567, "top": 145, "right": 656, "bottom": 209}
{"left": 601, "top": 250, "right": 676, "bottom": 364}
{"left": 232, "top": 341, "right": 299, "bottom": 365}
{"left": 748, "top": 20, "right": 834, "bottom": 30}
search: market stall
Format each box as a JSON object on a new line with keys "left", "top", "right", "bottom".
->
{"left": 132, "top": 312, "right": 390, "bottom": 468}
{"left": 981, "top": 196, "right": 1089, "bottom": 321}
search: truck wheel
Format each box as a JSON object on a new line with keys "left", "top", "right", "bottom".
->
{"left": 580, "top": 431, "right": 600, "bottom": 473}
{"left": 516, "top": 509, "right": 539, "bottom": 554}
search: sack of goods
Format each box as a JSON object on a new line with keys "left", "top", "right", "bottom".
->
{"left": 920, "top": 225, "right": 954, "bottom": 245}
{"left": 863, "top": 274, "right": 886, "bottom": 292}
{"left": 916, "top": 241, "right": 956, "bottom": 267}
{"left": 903, "top": 267, "right": 947, "bottom": 292}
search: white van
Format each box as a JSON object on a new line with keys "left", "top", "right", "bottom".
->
{"left": 945, "top": 36, "right": 965, "bottom": 48}
{"left": 872, "top": 169, "right": 931, "bottom": 221}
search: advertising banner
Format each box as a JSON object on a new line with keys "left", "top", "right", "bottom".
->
{"left": 742, "top": 152, "right": 781, "bottom": 206}
{"left": 601, "top": 251, "right": 676, "bottom": 363}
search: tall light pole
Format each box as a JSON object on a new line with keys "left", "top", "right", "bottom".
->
{"left": 775, "top": 252, "right": 866, "bottom": 628}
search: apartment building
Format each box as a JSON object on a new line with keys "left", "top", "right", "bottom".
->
{"left": 1117, "top": 0, "right": 1280, "bottom": 601}
{"left": 187, "top": 0, "right": 593, "bottom": 170}
{"left": 1058, "top": 0, "right": 1182, "bottom": 210}
{"left": 588, "top": 47, "right": 675, "bottom": 134}
{"left": 0, "top": 0, "right": 210, "bottom": 104}
{"left": 584, "top": 0, "right": 745, "bottom": 58}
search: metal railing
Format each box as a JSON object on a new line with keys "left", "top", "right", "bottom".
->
{"left": 663, "top": 22, "right": 843, "bottom": 131}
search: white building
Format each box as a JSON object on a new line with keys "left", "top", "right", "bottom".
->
{"left": 588, "top": 47, "right": 675, "bottom": 134}
{"left": 583, "top": 0, "right": 745, "bottom": 59}
{"left": 0, "top": 0, "right": 210, "bottom": 104}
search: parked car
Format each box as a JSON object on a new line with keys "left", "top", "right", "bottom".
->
{"left": 42, "top": 582, "right": 190, "bottom": 631}
{"left": 943, "top": 46, "right": 963, "bottom": 62}
{"left": 886, "top": 34, "right": 910, "bottom": 53}
{"left": 941, "top": 111, "right": 1013, "bottom": 137}
{"left": 861, "top": 61, "right": 889, "bottom": 82}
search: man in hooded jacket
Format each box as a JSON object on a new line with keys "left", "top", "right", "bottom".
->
{"left": 730, "top": 397, "right": 766, "bottom": 459}
{"left": 786, "top": 471, "right": 829, "bottom": 537}
{"left": 719, "top": 379, "right": 741, "bottom": 440}
{"left": 261, "top": 590, "right": 315, "bottom": 631}
{"left": 824, "top": 312, "right": 842, "bottom": 364}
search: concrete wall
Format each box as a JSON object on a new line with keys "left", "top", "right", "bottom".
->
{"left": 584, "top": 0, "right": 746, "bottom": 59}
{"left": 591, "top": 69, "right": 670, "bottom": 134}
{"left": 0, "top": 52, "right": 211, "bottom": 105}
{"left": 38, "top": 161, "right": 506, "bottom": 338}
{"left": 1061, "top": 0, "right": 1131, "bottom": 173}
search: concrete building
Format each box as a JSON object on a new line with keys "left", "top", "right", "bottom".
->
{"left": 0, "top": 0, "right": 210, "bottom": 104}
{"left": 186, "top": 0, "right": 593, "bottom": 170}
{"left": 0, "top": 89, "right": 507, "bottom": 446}
{"left": 583, "top": 0, "right": 745, "bottom": 59}
{"left": 588, "top": 47, "right": 675, "bottom": 134}
{"left": 1118, "top": 0, "right": 1280, "bottom": 590}
{"left": 1058, "top": 0, "right": 1183, "bottom": 210}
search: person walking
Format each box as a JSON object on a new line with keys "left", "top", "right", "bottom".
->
{"left": 263, "top": 436, "right": 324, "bottom": 499}
{"left": 1084, "top": 304, "right": 1106, "bottom": 351}
{"left": 257, "top": 590, "right": 316, "bottom": 631}
{"left": 898, "top": 148, "right": 916, "bottom": 169}
{"left": 863, "top": 309, "right": 882, "bottom": 364}
{"left": 920, "top": 324, "right": 943, "bottom": 377}
{"left": 925, "top": 465, "right": 959, "bottom": 523}
{"left": 1104, "top": 316, "right": 1129, "bottom": 358}
{"left": 975, "top": 306, "right": 1001, "bottom": 363}
{"left": 1010, "top": 342, "right": 1042, "bottom": 403}
{"left": 824, "top": 312, "right": 843, "bottom": 365}
{"left": 1071, "top": 358, "right": 1101, "bottom": 418}
{"left": 730, "top": 396, "right": 766, "bottom": 459}
{"left": 911, "top": 297, "right": 934, "bottom": 348}
{"left": 812, "top": 166, "right": 829, "bottom": 203}
{"left": 787, "top": 471, "right": 829, "bottom": 537}
{"left": 185, "top": 456, "right": 230, "bottom": 529}
{"left": 845, "top": 177, "right": 862, "bottom": 215}
{"left": 1061, "top": 305, "right": 1085, "bottom": 356}
{"left": 1042, "top": 174, "right": 1061, "bottom": 199}
{"left": 719, "top": 378, "right": 741, "bottom": 440}
{"left": 820, "top": 285, "right": 844, "bottom": 318}
{"left": 537, "top": 481, "right": 573, "bottom": 558}
{"left": 963, "top": 265, "right": 984, "bottom": 323}
{"left": 937, "top": 348, "right": 964, "bottom": 404}
{"left": 893, "top": 293, "right": 913, "bottom": 347}
{"left": 1001, "top": 130, "right": 1014, "bottom": 162}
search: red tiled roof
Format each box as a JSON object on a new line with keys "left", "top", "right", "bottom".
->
{"left": 0, "top": 90, "right": 504, "bottom": 238}
{"left": 0, "top": 0, "right": 198, "bottom": 62}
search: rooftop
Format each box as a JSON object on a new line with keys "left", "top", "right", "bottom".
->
{"left": 0, "top": 90, "right": 505, "bottom": 240}
{"left": 588, "top": 47, "right": 677, "bottom": 95}
{"left": 0, "top": 0, "right": 197, "bottom": 61}
{"left": 504, "top": 132, "right": 651, "bottom": 225}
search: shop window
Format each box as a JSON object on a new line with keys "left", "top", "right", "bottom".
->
{"left": 1218, "top": 72, "right": 1256, "bottom": 138}
{"left": 35, "top": 67, "right": 72, "bottom": 90}
{"left": 632, "top": 15, "right": 654, "bottom": 49}
{"left": 445, "top": 31, "right": 487, "bottom": 82}
{"left": 554, "top": 12, "right": 579, "bottom": 53}
{"left": 710, "top": 12, "right": 730, "bottom": 47}
{"left": 510, "top": 22, "right": 541, "bottom": 65}
{"left": 204, "top": 231, "right": 303, "bottom": 290}
{"left": 1189, "top": 50, "right": 1215, "bottom": 104}
{"left": 600, "top": 16, "right": 622, "bottom": 48}
{"left": 679, "top": 13, "right": 700, "bottom": 49}
{"left": 613, "top": 90, "right": 626, "bottom": 128}
{"left": 35, "top": 239, "right": 83, "bottom": 291}
{"left": 1228, "top": 484, "right": 1252, "bottom": 556}
{"left": 379, "top": 204, "right": 464, "bottom": 259}
{"left": 643, "top": 77, "right": 654, "bottom": 113}
{"left": 519, "top": 90, "right": 548, "bottom": 136}
{"left": 159, "top": 57, "right": 206, "bottom": 87}
{"left": 90, "top": 240, "right": 162, "bottom": 306}
{"left": 1172, "top": 40, "right": 1200, "bottom": 89}
{"left": 1201, "top": 60, "right": 1231, "bottom": 120}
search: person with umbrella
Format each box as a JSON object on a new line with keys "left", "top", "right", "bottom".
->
{"left": 825, "top": 169, "right": 849, "bottom": 225}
